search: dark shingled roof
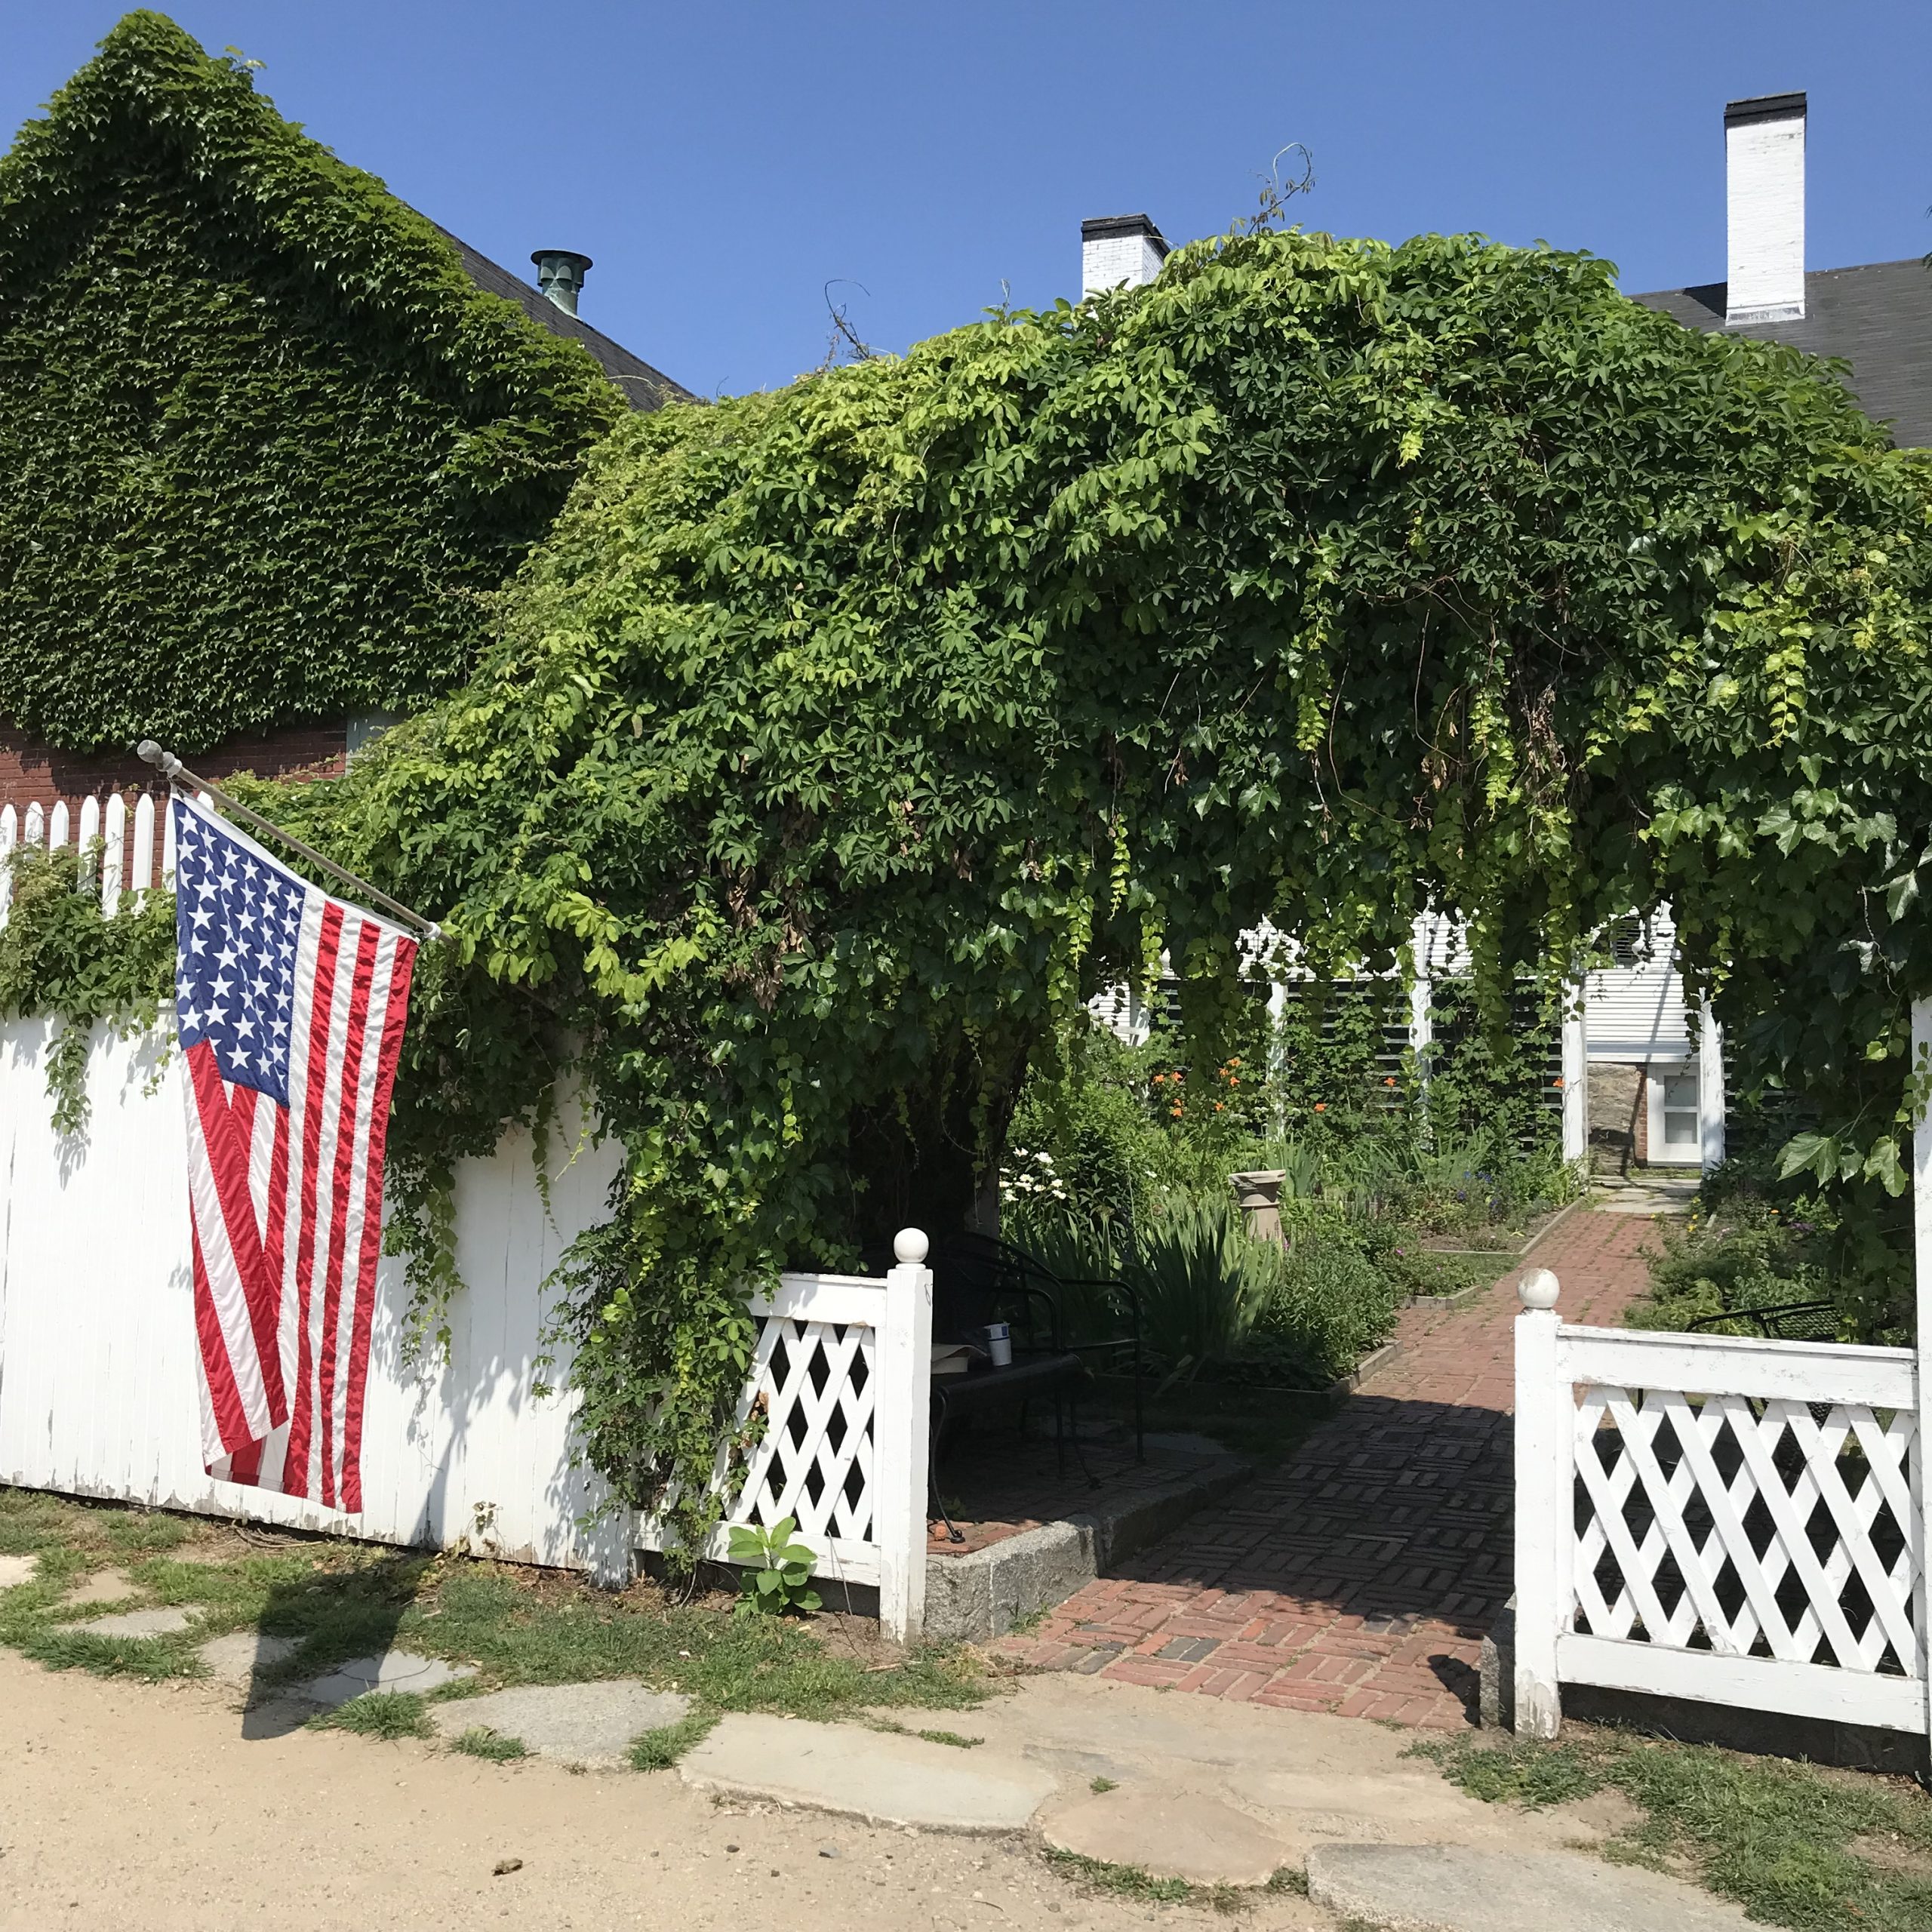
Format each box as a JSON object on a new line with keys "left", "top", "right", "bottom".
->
{"left": 1632, "top": 259, "right": 1932, "bottom": 451}
{"left": 438, "top": 226, "right": 694, "bottom": 411}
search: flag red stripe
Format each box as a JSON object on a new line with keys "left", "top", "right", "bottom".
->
{"left": 283, "top": 902, "right": 345, "bottom": 1498}
{"left": 340, "top": 934, "right": 416, "bottom": 1512}
{"left": 186, "top": 1041, "right": 286, "bottom": 1427}
{"left": 315, "top": 921, "right": 379, "bottom": 1509}
{"left": 189, "top": 1220, "right": 253, "bottom": 1456}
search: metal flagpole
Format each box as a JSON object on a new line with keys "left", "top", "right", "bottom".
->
{"left": 134, "top": 740, "right": 442, "bottom": 943}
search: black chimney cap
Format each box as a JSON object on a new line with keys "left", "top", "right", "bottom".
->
{"left": 1724, "top": 92, "right": 1807, "bottom": 128}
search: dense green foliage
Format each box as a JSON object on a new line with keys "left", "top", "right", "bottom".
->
{"left": 0, "top": 13, "right": 631, "bottom": 752}
{"left": 21, "top": 213, "right": 1932, "bottom": 1553}
{"left": 0, "top": 845, "right": 172, "bottom": 1131}
{"left": 1629, "top": 1146, "right": 1910, "bottom": 1343}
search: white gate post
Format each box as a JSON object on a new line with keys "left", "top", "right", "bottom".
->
{"left": 1513, "top": 1266, "right": 1567, "bottom": 1737}
{"left": 1561, "top": 984, "right": 1589, "bottom": 1165}
{"left": 1909, "top": 1000, "right": 1932, "bottom": 1752}
{"left": 1699, "top": 1001, "right": 1727, "bottom": 1173}
{"left": 875, "top": 1228, "right": 934, "bottom": 1644}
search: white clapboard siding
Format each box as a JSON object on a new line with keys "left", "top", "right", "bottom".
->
{"left": 1586, "top": 905, "right": 1693, "bottom": 1060}
{"left": 1512, "top": 1270, "right": 1929, "bottom": 1745}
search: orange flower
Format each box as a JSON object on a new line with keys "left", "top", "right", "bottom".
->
{"left": 1552, "top": 1077, "right": 1564, "bottom": 1089}
{"left": 1383, "top": 1076, "right": 1395, "bottom": 1087}
{"left": 1171, "top": 1104, "right": 1184, "bottom": 1117}
{"left": 1214, "top": 1101, "right": 1225, "bottom": 1112}
{"left": 1314, "top": 1103, "right": 1327, "bottom": 1113}
{"left": 1228, "top": 1077, "right": 1239, "bottom": 1088}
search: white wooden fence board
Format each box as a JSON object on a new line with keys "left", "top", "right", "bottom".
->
{"left": 0, "top": 1017, "right": 629, "bottom": 1577}
{"left": 1560, "top": 1324, "right": 1915, "bottom": 1407}
{"left": 1558, "top": 1631, "right": 1924, "bottom": 1732}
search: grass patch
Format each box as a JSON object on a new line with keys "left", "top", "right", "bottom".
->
{"left": 309, "top": 1691, "right": 431, "bottom": 1740}
{"left": 2, "top": 1487, "right": 995, "bottom": 1761}
{"left": 1090, "top": 1775, "right": 1118, "bottom": 1794}
{"left": 20, "top": 1626, "right": 205, "bottom": 1681}
{"left": 915, "top": 1727, "right": 980, "bottom": 1749}
{"left": 629, "top": 1710, "right": 718, "bottom": 1770}
{"left": 450, "top": 1725, "right": 528, "bottom": 1761}
{"left": 1414, "top": 1732, "right": 1932, "bottom": 1931}
{"left": 1041, "top": 1847, "right": 1282, "bottom": 1915}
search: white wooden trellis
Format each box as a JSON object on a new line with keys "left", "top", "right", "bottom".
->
{"left": 635, "top": 1230, "right": 934, "bottom": 1641}
{"left": 1512, "top": 994, "right": 1932, "bottom": 1745}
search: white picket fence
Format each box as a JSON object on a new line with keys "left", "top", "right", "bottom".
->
{"left": 1511, "top": 997, "right": 1932, "bottom": 1748}
{"left": 0, "top": 789, "right": 174, "bottom": 924}
{"left": 0, "top": 1015, "right": 936, "bottom": 1635}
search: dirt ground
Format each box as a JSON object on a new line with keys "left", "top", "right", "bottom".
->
{"left": 0, "top": 1651, "right": 1328, "bottom": 1932}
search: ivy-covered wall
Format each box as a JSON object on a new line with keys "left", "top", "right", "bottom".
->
{"left": 0, "top": 12, "right": 639, "bottom": 755}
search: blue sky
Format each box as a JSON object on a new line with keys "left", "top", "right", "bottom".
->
{"left": 2, "top": 3, "right": 1926, "bottom": 398}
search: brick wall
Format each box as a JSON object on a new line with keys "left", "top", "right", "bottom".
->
{"left": 2, "top": 722, "right": 347, "bottom": 891}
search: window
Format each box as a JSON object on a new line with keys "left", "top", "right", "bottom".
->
{"left": 1662, "top": 1074, "right": 1700, "bottom": 1148}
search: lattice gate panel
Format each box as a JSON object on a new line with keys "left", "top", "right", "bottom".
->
{"left": 1571, "top": 1385, "right": 1920, "bottom": 1678}
{"left": 733, "top": 1316, "right": 878, "bottom": 1549}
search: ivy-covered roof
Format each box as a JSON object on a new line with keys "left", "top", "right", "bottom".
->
{"left": 0, "top": 11, "right": 683, "bottom": 754}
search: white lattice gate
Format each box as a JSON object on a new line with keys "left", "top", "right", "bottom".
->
{"left": 635, "top": 1232, "right": 934, "bottom": 1642}
{"left": 1514, "top": 1303, "right": 1924, "bottom": 1737}
{"left": 1509, "top": 994, "right": 1932, "bottom": 1746}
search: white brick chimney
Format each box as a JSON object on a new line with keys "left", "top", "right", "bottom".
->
{"left": 1081, "top": 214, "right": 1168, "bottom": 298}
{"left": 1725, "top": 92, "right": 1806, "bottom": 325}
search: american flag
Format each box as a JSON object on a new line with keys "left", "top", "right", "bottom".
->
{"left": 172, "top": 795, "right": 417, "bottom": 1511}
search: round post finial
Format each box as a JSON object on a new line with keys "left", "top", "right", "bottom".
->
{"left": 892, "top": 1228, "right": 929, "bottom": 1265}
{"left": 1518, "top": 1267, "right": 1561, "bottom": 1310}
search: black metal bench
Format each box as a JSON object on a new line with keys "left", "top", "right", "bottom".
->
{"left": 1687, "top": 1299, "right": 1839, "bottom": 1341}
{"left": 925, "top": 1230, "right": 1142, "bottom": 1544}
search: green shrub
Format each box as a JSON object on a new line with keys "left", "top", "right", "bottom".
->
{"left": 1631, "top": 1181, "right": 1909, "bottom": 1344}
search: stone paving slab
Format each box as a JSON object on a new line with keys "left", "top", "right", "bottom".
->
{"left": 1041, "top": 1787, "right": 1291, "bottom": 1885}
{"left": 198, "top": 1630, "right": 298, "bottom": 1689}
{"left": 62, "top": 1606, "right": 194, "bottom": 1638}
{"left": 992, "top": 1212, "right": 1658, "bottom": 1727}
{"left": 63, "top": 1568, "right": 139, "bottom": 1607}
{"left": 679, "top": 1713, "right": 1057, "bottom": 1831}
{"left": 427, "top": 1681, "right": 691, "bottom": 1767}
{"left": 294, "top": 1650, "right": 476, "bottom": 1709}
{"left": 0, "top": 1553, "right": 38, "bottom": 1589}
{"left": 1306, "top": 1842, "right": 1753, "bottom": 1930}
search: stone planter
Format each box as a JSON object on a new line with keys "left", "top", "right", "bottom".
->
{"left": 1229, "top": 1168, "right": 1286, "bottom": 1246}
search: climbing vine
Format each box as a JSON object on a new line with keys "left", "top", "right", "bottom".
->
{"left": 0, "top": 12, "right": 635, "bottom": 752}
{"left": 15, "top": 218, "right": 1932, "bottom": 1552}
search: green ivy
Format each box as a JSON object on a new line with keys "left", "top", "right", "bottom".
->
{"left": 26, "top": 220, "right": 1932, "bottom": 1558}
{"left": 0, "top": 847, "right": 173, "bottom": 1131}
{"left": 0, "top": 12, "right": 633, "bottom": 752}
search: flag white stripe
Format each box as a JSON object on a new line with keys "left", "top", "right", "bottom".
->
{"left": 326, "top": 921, "right": 396, "bottom": 1500}
{"left": 181, "top": 1075, "right": 273, "bottom": 1460}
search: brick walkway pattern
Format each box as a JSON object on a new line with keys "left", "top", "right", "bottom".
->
{"left": 991, "top": 1211, "right": 1658, "bottom": 1729}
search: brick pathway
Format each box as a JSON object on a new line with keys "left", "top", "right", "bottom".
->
{"left": 990, "top": 1210, "right": 1660, "bottom": 1729}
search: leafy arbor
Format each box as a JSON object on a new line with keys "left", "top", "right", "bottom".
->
{"left": 35, "top": 222, "right": 1932, "bottom": 1546}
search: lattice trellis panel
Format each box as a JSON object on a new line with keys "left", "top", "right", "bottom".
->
{"left": 731, "top": 1315, "right": 877, "bottom": 1549}
{"left": 1572, "top": 1384, "right": 1920, "bottom": 1677}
